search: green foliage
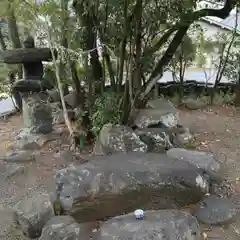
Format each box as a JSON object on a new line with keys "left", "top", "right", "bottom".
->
{"left": 212, "top": 90, "right": 235, "bottom": 105}
{"left": 221, "top": 37, "right": 240, "bottom": 84}
{"left": 170, "top": 34, "right": 196, "bottom": 83}
{"left": 90, "top": 92, "right": 123, "bottom": 135}
{"left": 43, "top": 64, "right": 57, "bottom": 87}
{"left": 0, "top": 63, "right": 11, "bottom": 93}
{"left": 175, "top": 34, "right": 196, "bottom": 62}
{"left": 195, "top": 29, "right": 215, "bottom": 67}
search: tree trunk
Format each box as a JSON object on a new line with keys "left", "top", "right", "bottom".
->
{"left": 121, "top": 81, "right": 131, "bottom": 124}
{"left": 83, "top": 13, "right": 103, "bottom": 96}
{"left": 104, "top": 51, "right": 116, "bottom": 89}
{"left": 60, "top": 0, "right": 70, "bottom": 95}
{"left": 235, "top": 85, "right": 240, "bottom": 107}
{"left": 235, "top": 70, "right": 240, "bottom": 107}
{"left": 117, "top": 0, "right": 129, "bottom": 92}
{"left": 133, "top": 0, "right": 142, "bottom": 94}
{"left": 0, "top": 26, "right": 7, "bottom": 50}
{"left": 7, "top": 3, "right": 22, "bottom": 79}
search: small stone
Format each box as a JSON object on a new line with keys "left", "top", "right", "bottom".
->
{"left": 175, "top": 128, "right": 194, "bottom": 145}
{"left": 4, "top": 164, "right": 26, "bottom": 179}
{"left": 0, "top": 150, "right": 35, "bottom": 163}
{"left": 194, "top": 195, "right": 238, "bottom": 225}
{"left": 14, "top": 193, "right": 54, "bottom": 238}
{"left": 15, "top": 128, "right": 60, "bottom": 150}
{"left": 183, "top": 98, "right": 206, "bottom": 110}
{"left": 39, "top": 216, "right": 81, "bottom": 240}
{"left": 54, "top": 150, "right": 75, "bottom": 161}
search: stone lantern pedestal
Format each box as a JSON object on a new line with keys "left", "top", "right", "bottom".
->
{"left": 22, "top": 93, "right": 52, "bottom": 134}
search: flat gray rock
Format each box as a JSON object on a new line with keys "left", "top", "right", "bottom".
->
{"left": 39, "top": 216, "right": 81, "bottom": 240}
{"left": 182, "top": 98, "right": 206, "bottom": 110}
{"left": 0, "top": 163, "right": 26, "bottom": 180}
{"left": 3, "top": 164, "right": 26, "bottom": 179}
{"left": 97, "top": 210, "right": 200, "bottom": 240}
{"left": 15, "top": 128, "right": 60, "bottom": 150}
{"left": 167, "top": 148, "right": 220, "bottom": 174}
{"left": 194, "top": 195, "right": 238, "bottom": 225}
{"left": 0, "top": 150, "right": 36, "bottom": 163}
{"left": 14, "top": 193, "right": 54, "bottom": 238}
{"left": 54, "top": 152, "right": 210, "bottom": 222}
{"left": 146, "top": 98, "right": 177, "bottom": 112}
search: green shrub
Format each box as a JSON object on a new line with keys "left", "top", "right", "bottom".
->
{"left": 213, "top": 90, "right": 235, "bottom": 105}
{"left": 43, "top": 64, "right": 57, "bottom": 87}
{"left": 90, "top": 92, "right": 122, "bottom": 136}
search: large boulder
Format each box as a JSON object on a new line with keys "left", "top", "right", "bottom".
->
{"left": 14, "top": 193, "right": 55, "bottom": 238}
{"left": 39, "top": 216, "right": 81, "bottom": 240}
{"left": 97, "top": 210, "right": 200, "bottom": 240}
{"left": 98, "top": 123, "right": 148, "bottom": 154}
{"left": 54, "top": 152, "right": 210, "bottom": 222}
{"left": 167, "top": 148, "right": 221, "bottom": 174}
{"left": 134, "top": 98, "right": 179, "bottom": 128}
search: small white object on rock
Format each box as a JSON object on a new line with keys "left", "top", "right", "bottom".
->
{"left": 134, "top": 209, "right": 144, "bottom": 220}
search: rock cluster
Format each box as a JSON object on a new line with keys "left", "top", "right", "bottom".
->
{"left": 94, "top": 98, "right": 194, "bottom": 155}
{"left": 7, "top": 97, "right": 238, "bottom": 239}
{"left": 12, "top": 147, "right": 237, "bottom": 239}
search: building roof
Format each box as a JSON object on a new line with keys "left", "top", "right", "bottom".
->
{"left": 202, "top": 14, "right": 240, "bottom": 33}
{"left": 159, "top": 69, "right": 233, "bottom": 85}
{"left": 198, "top": 1, "right": 240, "bottom": 33}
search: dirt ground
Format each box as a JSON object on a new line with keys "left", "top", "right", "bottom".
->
{"left": 0, "top": 106, "right": 240, "bottom": 239}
